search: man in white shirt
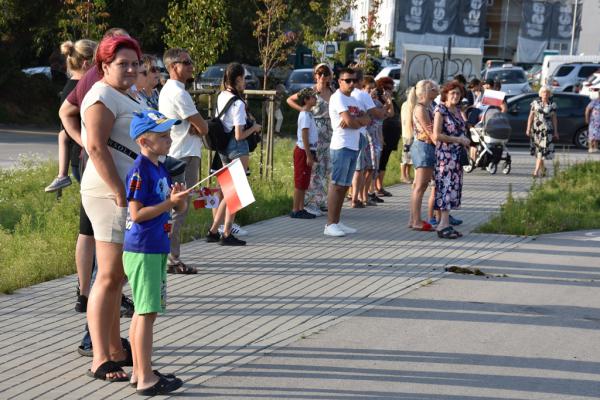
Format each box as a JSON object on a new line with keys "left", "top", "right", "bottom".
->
{"left": 350, "top": 69, "right": 387, "bottom": 208}
{"left": 325, "top": 68, "right": 371, "bottom": 237}
{"left": 159, "top": 48, "right": 208, "bottom": 274}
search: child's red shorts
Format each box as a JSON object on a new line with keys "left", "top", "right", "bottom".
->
{"left": 293, "top": 146, "right": 315, "bottom": 190}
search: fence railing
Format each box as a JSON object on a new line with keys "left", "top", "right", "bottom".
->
{"left": 189, "top": 88, "right": 278, "bottom": 180}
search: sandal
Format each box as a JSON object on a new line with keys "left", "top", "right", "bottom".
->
{"left": 437, "top": 226, "right": 460, "bottom": 239}
{"left": 412, "top": 221, "right": 434, "bottom": 231}
{"left": 376, "top": 189, "right": 393, "bottom": 197}
{"left": 136, "top": 374, "right": 183, "bottom": 396}
{"left": 450, "top": 227, "right": 463, "bottom": 237}
{"left": 351, "top": 201, "right": 365, "bottom": 209}
{"left": 130, "top": 370, "right": 176, "bottom": 388}
{"left": 167, "top": 261, "right": 197, "bottom": 274}
{"left": 116, "top": 337, "right": 133, "bottom": 367}
{"left": 86, "top": 360, "right": 129, "bottom": 382}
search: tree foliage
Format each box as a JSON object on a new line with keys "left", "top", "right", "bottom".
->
{"left": 301, "top": 0, "right": 357, "bottom": 64}
{"left": 163, "top": 0, "right": 230, "bottom": 74}
{"left": 57, "top": 0, "right": 110, "bottom": 41}
{"left": 253, "top": 0, "right": 295, "bottom": 89}
{"left": 358, "top": 0, "right": 382, "bottom": 72}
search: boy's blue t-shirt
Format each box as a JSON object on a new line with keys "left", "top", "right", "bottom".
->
{"left": 124, "top": 155, "right": 172, "bottom": 254}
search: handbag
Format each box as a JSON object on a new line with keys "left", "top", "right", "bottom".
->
{"left": 458, "top": 146, "right": 470, "bottom": 167}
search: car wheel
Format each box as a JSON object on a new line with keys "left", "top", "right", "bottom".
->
{"left": 574, "top": 127, "right": 588, "bottom": 149}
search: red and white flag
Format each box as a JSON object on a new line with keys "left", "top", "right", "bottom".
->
{"left": 192, "top": 187, "right": 220, "bottom": 209}
{"left": 481, "top": 89, "right": 506, "bottom": 107}
{"left": 216, "top": 158, "right": 255, "bottom": 213}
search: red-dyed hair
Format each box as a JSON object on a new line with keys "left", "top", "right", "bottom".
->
{"left": 95, "top": 36, "right": 142, "bottom": 75}
{"left": 440, "top": 80, "right": 463, "bottom": 103}
{"left": 376, "top": 77, "right": 394, "bottom": 90}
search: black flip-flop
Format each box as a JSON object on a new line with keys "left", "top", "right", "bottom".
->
{"left": 136, "top": 374, "right": 183, "bottom": 396}
{"left": 167, "top": 261, "right": 197, "bottom": 274}
{"left": 86, "top": 360, "right": 129, "bottom": 382}
{"left": 130, "top": 370, "right": 176, "bottom": 388}
{"left": 437, "top": 226, "right": 460, "bottom": 239}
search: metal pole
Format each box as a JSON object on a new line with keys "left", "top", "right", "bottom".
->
{"left": 570, "top": 0, "right": 578, "bottom": 55}
{"left": 267, "top": 97, "right": 275, "bottom": 179}
{"left": 503, "top": 0, "right": 510, "bottom": 60}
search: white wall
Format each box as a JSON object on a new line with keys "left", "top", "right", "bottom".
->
{"left": 579, "top": 0, "right": 600, "bottom": 54}
{"left": 349, "top": 0, "right": 396, "bottom": 55}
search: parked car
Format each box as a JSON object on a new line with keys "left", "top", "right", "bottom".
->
{"left": 285, "top": 68, "right": 315, "bottom": 94}
{"left": 375, "top": 65, "right": 402, "bottom": 93}
{"left": 195, "top": 64, "right": 259, "bottom": 90}
{"left": 526, "top": 64, "right": 542, "bottom": 84}
{"left": 548, "top": 63, "right": 600, "bottom": 92}
{"left": 483, "top": 65, "right": 531, "bottom": 97}
{"left": 506, "top": 92, "right": 590, "bottom": 148}
{"left": 579, "top": 72, "right": 600, "bottom": 98}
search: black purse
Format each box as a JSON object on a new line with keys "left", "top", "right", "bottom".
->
{"left": 458, "top": 146, "right": 470, "bottom": 167}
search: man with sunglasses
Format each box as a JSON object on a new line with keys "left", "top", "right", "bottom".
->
{"left": 325, "top": 68, "right": 371, "bottom": 237}
{"left": 159, "top": 48, "right": 208, "bottom": 274}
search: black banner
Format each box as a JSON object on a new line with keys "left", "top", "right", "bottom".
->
{"left": 397, "top": 0, "right": 431, "bottom": 35}
{"left": 520, "top": 0, "right": 552, "bottom": 40}
{"left": 550, "top": 0, "right": 581, "bottom": 41}
{"left": 457, "top": 0, "right": 488, "bottom": 37}
{"left": 426, "top": 0, "right": 459, "bottom": 35}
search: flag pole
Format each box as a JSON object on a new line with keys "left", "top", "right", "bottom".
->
{"left": 187, "top": 159, "right": 238, "bottom": 192}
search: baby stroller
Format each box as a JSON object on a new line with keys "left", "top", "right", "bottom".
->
{"left": 464, "top": 107, "right": 512, "bottom": 174}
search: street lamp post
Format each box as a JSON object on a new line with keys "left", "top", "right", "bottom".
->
{"left": 569, "top": 0, "right": 579, "bottom": 55}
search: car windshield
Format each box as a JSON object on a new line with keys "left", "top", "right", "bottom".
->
{"left": 487, "top": 69, "right": 527, "bottom": 84}
{"left": 288, "top": 71, "right": 314, "bottom": 84}
{"left": 202, "top": 66, "right": 225, "bottom": 79}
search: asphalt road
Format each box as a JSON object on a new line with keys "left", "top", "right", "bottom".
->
{"left": 0, "top": 127, "right": 58, "bottom": 169}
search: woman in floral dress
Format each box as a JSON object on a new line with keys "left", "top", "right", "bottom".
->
{"left": 431, "top": 81, "right": 470, "bottom": 239}
{"left": 585, "top": 95, "right": 600, "bottom": 153}
{"left": 287, "top": 63, "right": 334, "bottom": 215}
{"left": 526, "top": 86, "right": 559, "bottom": 177}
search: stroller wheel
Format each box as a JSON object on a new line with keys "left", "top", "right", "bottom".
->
{"left": 486, "top": 163, "right": 498, "bottom": 175}
{"left": 463, "top": 159, "right": 475, "bottom": 173}
{"left": 502, "top": 162, "right": 511, "bottom": 175}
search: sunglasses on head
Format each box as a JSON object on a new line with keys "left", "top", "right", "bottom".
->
{"left": 340, "top": 78, "right": 357, "bottom": 84}
{"left": 316, "top": 70, "right": 330, "bottom": 77}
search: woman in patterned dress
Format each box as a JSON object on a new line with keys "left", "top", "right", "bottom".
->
{"left": 585, "top": 95, "right": 600, "bottom": 153}
{"left": 287, "top": 63, "right": 334, "bottom": 215}
{"left": 432, "top": 81, "right": 470, "bottom": 239}
{"left": 526, "top": 86, "right": 559, "bottom": 177}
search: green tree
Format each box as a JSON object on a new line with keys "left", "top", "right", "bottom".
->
{"left": 358, "top": 0, "right": 382, "bottom": 74}
{"left": 253, "top": 0, "right": 294, "bottom": 90}
{"left": 57, "top": 0, "right": 110, "bottom": 41}
{"left": 300, "top": 0, "right": 357, "bottom": 64}
{"left": 163, "top": 0, "right": 230, "bottom": 74}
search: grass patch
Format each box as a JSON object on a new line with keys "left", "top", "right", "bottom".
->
{"left": 0, "top": 137, "right": 402, "bottom": 293}
{"left": 478, "top": 160, "right": 600, "bottom": 236}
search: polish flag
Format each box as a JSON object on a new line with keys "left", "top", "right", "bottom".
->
{"left": 216, "top": 158, "right": 255, "bottom": 213}
{"left": 481, "top": 89, "right": 506, "bottom": 107}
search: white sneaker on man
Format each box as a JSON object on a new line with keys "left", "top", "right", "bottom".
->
{"left": 305, "top": 205, "right": 323, "bottom": 217}
{"left": 337, "top": 222, "right": 357, "bottom": 234}
{"left": 324, "top": 223, "right": 346, "bottom": 237}
{"left": 218, "top": 223, "right": 248, "bottom": 236}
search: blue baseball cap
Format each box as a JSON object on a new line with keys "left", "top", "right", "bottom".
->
{"left": 129, "top": 110, "right": 181, "bottom": 140}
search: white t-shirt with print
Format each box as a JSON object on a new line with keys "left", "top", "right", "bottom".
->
{"left": 217, "top": 90, "right": 247, "bottom": 133}
{"left": 80, "top": 81, "right": 143, "bottom": 199}
{"left": 351, "top": 88, "right": 376, "bottom": 136}
{"left": 296, "top": 111, "right": 318, "bottom": 150}
{"left": 328, "top": 89, "right": 362, "bottom": 151}
{"left": 158, "top": 79, "right": 202, "bottom": 159}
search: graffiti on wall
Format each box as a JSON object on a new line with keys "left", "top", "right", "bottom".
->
{"left": 405, "top": 53, "right": 477, "bottom": 86}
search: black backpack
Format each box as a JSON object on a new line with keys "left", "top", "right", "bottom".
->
{"left": 204, "top": 94, "right": 241, "bottom": 152}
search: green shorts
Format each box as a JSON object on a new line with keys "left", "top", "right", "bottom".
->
{"left": 123, "top": 252, "right": 167, "bottom": 314}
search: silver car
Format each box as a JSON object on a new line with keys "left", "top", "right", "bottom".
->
{"left": 484, "top": 66, "right": 532, "bottom": 96}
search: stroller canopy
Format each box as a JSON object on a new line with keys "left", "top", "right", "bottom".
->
{"left": 481, "top": 107, "right": 511, "bottom": 140}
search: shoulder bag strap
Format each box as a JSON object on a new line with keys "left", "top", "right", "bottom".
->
{"left": 107, "top": 138, "right": 138, "bottom": 160}
{"left": 216, "top": 95, "right": 241, "bottom": 119}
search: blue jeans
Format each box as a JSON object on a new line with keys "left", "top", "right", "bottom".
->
{"left": 219, "top": 137, "right": 249, "bottom": 163}
{"left": 410, "top": 139, "right": 436, "bottom": 169}
{"left": 330, "top": 147, "right": 359, "bottom": 187}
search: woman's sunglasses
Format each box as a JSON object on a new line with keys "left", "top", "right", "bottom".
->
{"left": 139, "top": 67, "right": 160, "bottom": 76}
{"left": 316, "top": 70, "right": 330, "bottom": 77}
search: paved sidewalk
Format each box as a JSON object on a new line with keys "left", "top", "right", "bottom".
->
{"left": 0, "top": 148, "right": 595, "bottom": 399}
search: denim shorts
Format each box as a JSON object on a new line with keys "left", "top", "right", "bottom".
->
{"left": 330, "top": 147, "right": 358, "bottom": 187}
{"left": 219, "top": 136, "right": 249, "bottom": 163}
{"left": 355, "top": 134, "right": 371, "bottom": 171}
{"left": 410, "top": 139, "right": 436, "bottom": 169}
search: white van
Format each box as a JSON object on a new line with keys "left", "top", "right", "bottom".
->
{"left": 314, "top": 41, "right": 339, "bottom": 62}
{"left": 540, "top": 55, "right": 600, "bottom": 86}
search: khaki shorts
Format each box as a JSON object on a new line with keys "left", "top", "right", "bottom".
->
{"left": 81, "top": 195, "right": 128, "bottom": 244}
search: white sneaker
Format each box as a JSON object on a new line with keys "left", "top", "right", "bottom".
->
{"left": 305, "top": 205, "right": 323, "bottom": 217}
{"left": 218, "top": 223, "right": 248, "bottom": 236}
{"left": 324, "top": 223, "right": 346, "bottom": 237}
{"left": 337, "top": 222, "right": 357, "bottom": 234}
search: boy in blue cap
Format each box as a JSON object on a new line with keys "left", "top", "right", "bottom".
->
{"left": 124, "top": 110, "right": 190, "bottom": 395}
